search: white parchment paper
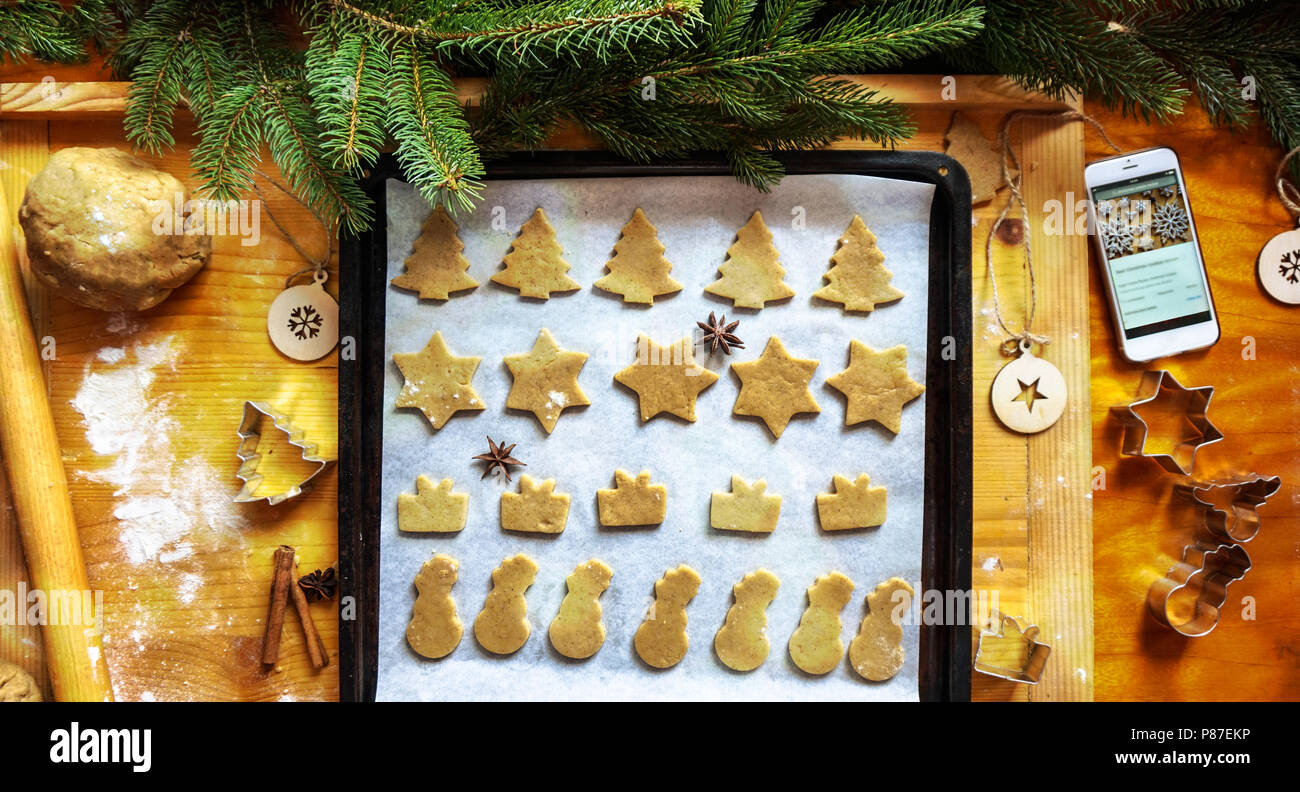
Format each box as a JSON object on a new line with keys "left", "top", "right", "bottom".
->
{"left": 377, "top": 173, "right": 935, "bottom": 701}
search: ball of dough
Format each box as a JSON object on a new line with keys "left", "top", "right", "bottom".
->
{"left": 0, "top": 661, "right": 42, "bottom": 702}
{"left": 18, "top": 147, "right": 212, "bottom": 311}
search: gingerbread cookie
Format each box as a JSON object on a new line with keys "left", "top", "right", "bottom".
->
{"left": 714, "top": 569, "right": 780, "bottom": 672}
{"left": 392, "top": 205, "right": 479, "bottom": 299}
{"left": 816, "top": 473, "right": 887, "bottom": 531}
{"left": 500, "top": 474, "right": 570, "bottom": 534}
{"left": 710, "top": 475, "right": 781, "bottom": 533}
{"left": 393, "top": 331, "right": 484, "bottom": 430}
{"left": 826, "top": 341, "right": 925, "bottom": 434}
{"left": 474, "top": 553, "right": 538, "bottom": 654}
{"left": 705, "top": 211, "right": 794, "bottom": 309}
{"left": 406, "top": 554, "right": 463, "bottom": 659}
{"left": 504, "top": 328, "right": 590, "bottom": 433}
{"left": 490, "top": 208, "right": 580, "bottom": 299}
{"left": 397, "top": 475, "right": 468, "bottom": 533}
{"left": 944, "top": 112, "right": 1013, "bottom": 205}
{"left": 593, "top": 208, "right": 682, "bottom": 304}
{"left": 730, "top": 336, "right": 820, "bottom": 438}
{"left": 614, "top": 335, "right": 719, "bottom": 422}
{"left": 813, "top": 215, "right": 902, "bottom": 312}
{"left": 548, "top": 559, "right": 614, "bottom": 660}
{"left": 850, "top": 577, "right": 914, "bottom": 681}
{"left": 788, "top": 571, "right": 854, "bottom": 675}
{"left": 634, "top": 565, "right": 701, "bottom": 669}
{"left": 597, "top": 469, "right": 667, "bottom": 527}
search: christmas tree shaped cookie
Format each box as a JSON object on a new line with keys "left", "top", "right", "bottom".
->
{"left": 474, "top": 553, "right": 538, "bottom": 655}
{"left": 788, "top": 571, "right": 855, "bottom": 675}
{"left": 634, "top": 564, "right": 701, "bottom": 669}
{"left": 614, "top": 335, "right": 719, "bottom": 422}
{"left": 503, "top": 328, "right": 590, "bottom": 433}
{"left": 397, "top": 475, "right": 468, "bottom": 533}
{"left": 500, "top": 474, "right": 570, "bottom": 534}
{"left": 705, "top": 211, "right": 794, "bottom": 309}
{"left": 548, "top": 559, "right": 614, "bottom": 660}
{"left": 597, "top": 469, "right": 667, "bottom": 527}
{"left": 393, "top": 331, "right": 484, "bottom": 430}
{"left": 814, "top": 215, "right": 903, "bottom": 312}
{"left": 406, "top": 553, "right": 463, "bottom": 659}
{"left": 490, "top": 208, "right": 580, "bottom": 299}
{"left": 593, "top": 208, "right": 682, "bottom": 304}
{"left": 730, "top": 336, "right": 820, "bottom": 438}
{"left": 850, "top": 577, "right": 914, "bottom": 682}
{"left": 826, "top": 341, "right": 925, "bottom": 434}
{"left": 816, "top": 473, "right": 887, "bottom": 531}
{"left": 714, "top": 569, "right": 780, "bottom": 672}
{"left": 710, "top": 475, "right": 781, "bottom": 533}
{"left": 391, "top": 205, "right": 479, "bottom": 300}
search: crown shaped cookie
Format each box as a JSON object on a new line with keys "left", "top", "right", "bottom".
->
{"left": 597, "top": 469, "right": 667, "bottom": 526}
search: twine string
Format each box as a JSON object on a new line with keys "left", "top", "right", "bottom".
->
{"left": 248, "top": 169, "right": 335, "bottom": 289}
{"left": 1274, "top": 145, "right": 1300, "bottom": 224}
{"left": 986, "top": 110, "right": 1120, "bottom": 354}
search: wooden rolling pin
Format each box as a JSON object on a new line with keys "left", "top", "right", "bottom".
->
{"left": 0, "top": 186, "right": 114, "bottom": 701}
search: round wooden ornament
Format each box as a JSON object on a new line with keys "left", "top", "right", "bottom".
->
{"left": 990, "top": 340, "right": 1067, "bottom": 434}
{"left": 268, "top": 270, "right": 339, "bottom": 361}
{"left": 1257, "top": 227, "right": 1300, "bottom": 305}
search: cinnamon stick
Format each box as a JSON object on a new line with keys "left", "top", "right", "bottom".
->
{"left": 261, "top": 545, "right": 295, "bottom": 664}
{"left": 290, "top": 560, "right": 330, "bottom": 670}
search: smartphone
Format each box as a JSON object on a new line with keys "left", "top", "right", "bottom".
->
{"left": 1084, "top": 147, "right": 1219, "bottom": 362}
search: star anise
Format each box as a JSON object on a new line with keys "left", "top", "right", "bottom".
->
{"left": 298, "top": 567, "right": 337, "bottom": 602}
{"left": 473, "top": 436, "right": 526, "bottom": 482}
{"left": 696, "top": 312, "right": 744, "bottom": 355}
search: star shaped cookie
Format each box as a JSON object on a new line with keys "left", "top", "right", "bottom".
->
{"left": 825, "top": 341, "right": 925, "bottom": 434}
{"left": 504, "top": 329, "right": 590, "bottom": 433}
{"left": 393, "top": 331, "right": 484, "bottom": 430}
{"left": 730, "top": 336, "right": 819, "bottom": 438}
{"left": 614, "top": 335, "right": 718, "bottom": 422}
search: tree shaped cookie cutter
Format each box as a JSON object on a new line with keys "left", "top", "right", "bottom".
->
{"left": 1173, "top": 474, "right": 1282, "bottom": 544}
{"left": 1147, "top": 541, "right": 1251, "bottom": 637}
{"left": 972, "top": 614, "right": 1052, "bottom": 684}
{"left": 234, "top": 400, "right": 335, "bottom": 505}
{"left": 1110, "top": 370, "right": 1223, "bottom": 475}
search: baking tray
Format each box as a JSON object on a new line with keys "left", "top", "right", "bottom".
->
{"left": 339, "top": 150, "right": 972, "bottom": 701}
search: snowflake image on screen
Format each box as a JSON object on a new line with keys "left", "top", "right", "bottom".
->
{"left": 1151, "top": 201, "right": 1190, "bottom": 244}
{"left": 1102, "top": 216, "right": 1135, "bottom": 258}
{"left": 1280, "top": 249, "right": 1300, "bottom": 285}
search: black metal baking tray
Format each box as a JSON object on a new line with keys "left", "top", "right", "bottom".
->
{"left": 338, "top": 150, "right": 972, "bottom": 702}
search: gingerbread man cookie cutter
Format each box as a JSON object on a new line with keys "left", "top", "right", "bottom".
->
{"left": 1110, "top": 370, "right": 1223, "bottom": 475}
{"left": 234, "top": 400, "right": 335, "bottom": 505}
{"left": 1174, "top": 474, "right": 1282, "bottom": 544}
{"left": 1147, "top": 541, "right": 1251, "bottom": 637}
{"left": 972, "top": 614, "right": 1052, "bottom": 684}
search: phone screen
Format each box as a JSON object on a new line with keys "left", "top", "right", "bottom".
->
{"left": 1091, "top": 170, "right": 1211, "bottom": 339}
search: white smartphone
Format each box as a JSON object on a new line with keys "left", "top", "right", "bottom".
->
{"left": 1084, "top": 147, "right": 1219, "bottom": 362}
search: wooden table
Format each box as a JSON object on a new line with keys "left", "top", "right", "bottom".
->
{"left": 2, "top": 59, "right": 1295, "bottom": 701}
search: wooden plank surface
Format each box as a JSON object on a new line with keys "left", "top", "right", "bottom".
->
{"left": 1087, "top": 104, "right": 1300, "bottom": 701}
{"left": 1, "top": 70, "right": 1088, "bottom": 700}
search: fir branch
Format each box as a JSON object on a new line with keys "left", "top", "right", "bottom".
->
{"left": 0, "top": 0, "right": 111, "bottom": 63}
{"left": 304, "top": 8, "right": 391, "bottom": 171}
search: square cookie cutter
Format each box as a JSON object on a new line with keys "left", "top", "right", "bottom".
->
{"left": 973, "top": 614, "right": 1051, "bottom": 684}
{"left": 234, "top": 400, "right": 335, "bottom": 505}
{"left": 1110, "top": 370, "right": 1223, "bottom": 476}
{"left": 1147, "top": 540, "right": 1251, "bottom": 637}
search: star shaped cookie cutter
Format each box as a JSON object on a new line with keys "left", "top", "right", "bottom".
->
{"left": 972, "top": 614, "right": 1052, "bottom": 684}
{"left": 1174, "top": 474, "right": 1282, "bottom": 544}
{"left": 1110, "top": 370, "right": 1223, "bottom": 475}
{"left": 234, "top": 400, "right": 335, "bottom": 505}
{"left": 1147, "top": 540, "right": 1251, "bottom": 637}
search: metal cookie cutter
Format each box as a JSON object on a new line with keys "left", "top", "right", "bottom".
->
{"left": 973, "top": 614, "right": 1052, "bottom": 684}
{"left": 1147, "top": 541, "right": 1251, "bottom": 637}
{"left": 1174, "top": 474, "right": 1282, "bottom": 544}
{"left": 234, "top": 400, "right": 335, "bottom": 505}
{"left": 1110, "top": 370, "right": 1223, "bottom": 475}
